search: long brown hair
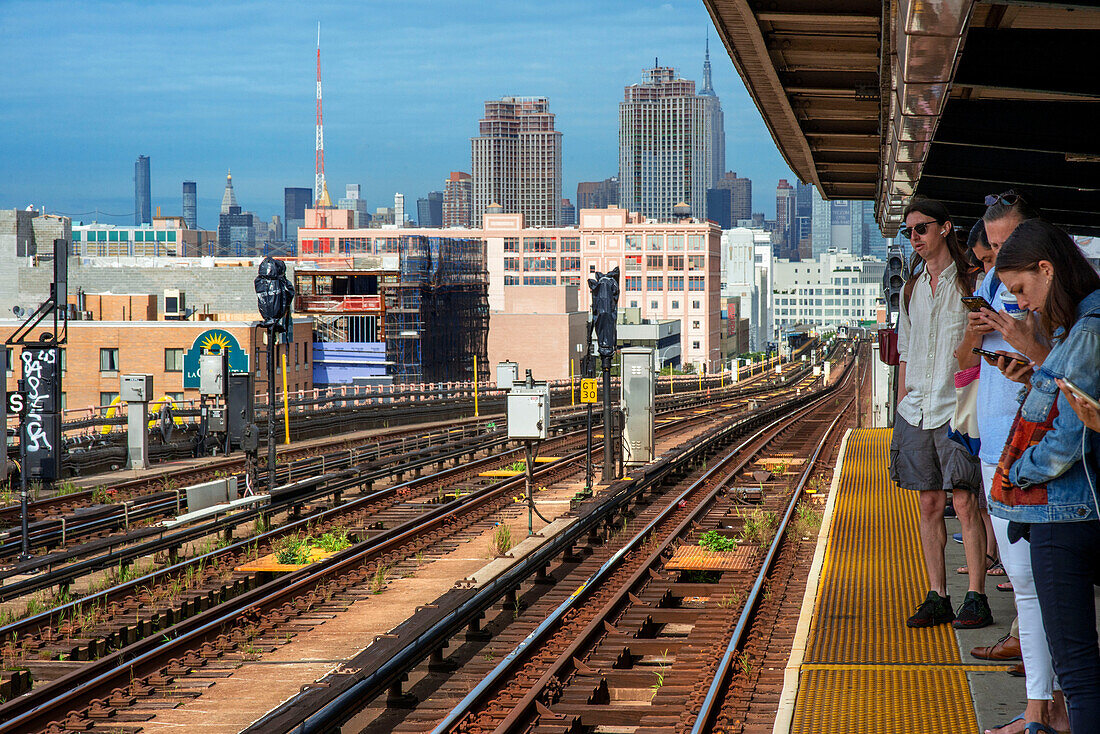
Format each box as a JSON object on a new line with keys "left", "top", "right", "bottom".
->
{"left": 901, "top": 197, "right": 977, "bottom": 307}
{"left": 995, "top": 219, "right": 1100, "bottom": 337}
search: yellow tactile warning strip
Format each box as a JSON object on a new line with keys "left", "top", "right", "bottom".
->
{"left": 791, "top": 429, "right": 979, "bottom": 733}
{"left": 664, "top": 544, "right": 757, "bottom": 571}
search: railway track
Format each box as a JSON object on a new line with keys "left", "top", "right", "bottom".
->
{"left": 344, "top": 374, "right": 854, "bottom": 734}
{"left": 0, "top": 363, "right": 830, "bottom": 732}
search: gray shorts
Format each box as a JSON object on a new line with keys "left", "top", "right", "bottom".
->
{"left": 889, "top": 415, "right": 982, "bottom": 495}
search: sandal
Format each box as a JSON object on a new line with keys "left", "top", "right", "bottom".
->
{"left": 958, "top": 554, "right": 1003, "bottom": 576}
{"left": 1025, "top": 723, "right": 1058, "bottom": 734}
{"left": 997, "top": 580, "right": 1014, "bottom": 592}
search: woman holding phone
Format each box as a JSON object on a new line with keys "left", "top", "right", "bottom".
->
{"left": 987, "top": 218, "right": 1100, "bottom": 733}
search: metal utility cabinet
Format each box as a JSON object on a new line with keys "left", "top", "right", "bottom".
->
{"left": 507, "top": 380, "right": 550, "bottom": 440}
{"left": 621, "top": 347, "right": 655, "bottom": 467}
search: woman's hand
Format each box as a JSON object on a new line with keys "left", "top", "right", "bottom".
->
{"left": 966, "top": 310, "right": 994, "bottom": 337}
{"left": 977, "top": 309, "right": 1049, "bottom": 364}
{"left": 1057, "top": 378, "right": 1100, "bottom": 432}
{"left": 982, "top": 350, "right": 1034, "bottom": 384}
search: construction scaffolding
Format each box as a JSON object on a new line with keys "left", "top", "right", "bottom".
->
{"left": 384, "top": 235, "right": 488, "bottom": 383}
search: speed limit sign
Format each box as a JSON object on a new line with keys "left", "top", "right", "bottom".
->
{"left": 580, "top": 378, "right": 598, "bottom": 403}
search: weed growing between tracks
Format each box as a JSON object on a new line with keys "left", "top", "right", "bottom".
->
{"left": 790, "top": 502, "right": 823, "bottom": 539}
{"left": 739, "top": 509, "right": 779, "bottom": 545}
{"left": 698, "top": 529, "right": 738, "bottom": 552}
{"left": 488, "top": 524, "right": 513, "bottom": 557}
{"left": 370, "top": 565, "right": 389, "bottom": 594}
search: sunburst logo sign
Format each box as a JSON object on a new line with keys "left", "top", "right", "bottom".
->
{"left": 182, "top": 329, "right": 250, "bottom": 389}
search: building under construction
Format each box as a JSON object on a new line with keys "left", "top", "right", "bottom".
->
{"left": 294, "top": 235, "right": 487, "bottom": 384}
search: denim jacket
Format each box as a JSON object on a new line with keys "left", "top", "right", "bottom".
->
{"left": 992, "top": 289, "right": 1100, "bottom": 523}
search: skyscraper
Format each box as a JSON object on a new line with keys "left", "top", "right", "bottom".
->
{"left": 182, "top": 181, "right": 197, "bottom": 230}
{"left": 471, "top": 97, "right": 562, "bottom": 227}
{"left": 811, "top": 187, "right": 831, "bottom": 258}
{"left": 576, "top": 177, "right": 619, "bottom": 210}
{"left": 338, "top": 184, "right": 369, "bottom": 227}
{"left": 134, "top": 155, "right": 151, "bottom": 225}
{"left": 394, "top": 193, "right": 406, "bottom": 225}
{"left": 706, "top": 172, "right": 752, "bottom": 229}
{"left": 560, "top": 198, "right": 576, "bottom": 226}
{"left": 284, "top": 187, "right": 313, "bottom": 245}
{"left": 794, "top": 181, "right": 813, "bottom": 254}
{"left": 416, "top": 191, "right": 443, "bottom": 228}
{"left": 775, "top": 180, "right": 795, "bottom": 256}
{"left": 443, "top": 172, "right": 474, "bottom": 227}
{"left": 698, "top": 38, "right": 726, "bottom": 201}
{"left": 217, "top": 171, "right": 254, "bottom": 256}
{"left": 619, "top": 59, "right": 723, "bottom": 221}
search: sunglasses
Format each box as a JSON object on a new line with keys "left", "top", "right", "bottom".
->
{"left": 898, "top": 220, "right": 940, "bottom": 239}
{"left": 984, "top": 191, "right": 1022, "bottom": 207}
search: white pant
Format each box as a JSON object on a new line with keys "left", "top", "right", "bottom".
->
{"left": 983, "top": 461, "right": 1058, "bottom": 700}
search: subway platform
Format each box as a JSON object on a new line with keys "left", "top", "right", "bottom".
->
{"left": 776, "top": 428, "right": 1037, "bottom": 734}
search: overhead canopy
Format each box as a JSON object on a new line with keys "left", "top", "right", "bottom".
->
{"left": 704, "top": 0, "right": 1100, "bottom": 235}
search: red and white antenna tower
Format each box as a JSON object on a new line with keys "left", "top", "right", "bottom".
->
{"left": 314, "top": 22, "right": 331, "bottom": 208}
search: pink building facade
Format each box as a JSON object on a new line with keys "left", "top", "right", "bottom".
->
{"left": 297, "top": 207, "right": 722, "bottom": 370}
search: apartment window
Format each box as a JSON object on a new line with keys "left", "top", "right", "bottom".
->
{"left": 666, "top": 235, "right": 684, "bottom": 251}
{"left": 522, "top": 275, "right": 557, "bottom": 286}
{"left": 560, "top": 237, "right": 580, "bottom": 252}
{"left": 688, "top": 255, "right": 706, "bottom": 270}
{"left": 650, "top": 301, "right": 659, "bottom": 309}
{"left": 692, "top": 341, "right": 701, "bottom": 350}
{"left": 100, "top": 391, "right": 119, "bottom": 406}
{"left": 646, "top": 235, "right": 662, "bottom": 251}
{"left": 5, "top": 347, "right": 11, "bottom": 373}
{"left": 504, "top": 275, "right": 521, "bottom": 285}
{"left": 688, "top": 276, "right": 705, "bottom": 291}
{"left": 667, "top": 255, "right": 684, "bottom": 270}
{"left": 671, "top": 300, "right": 680, "bottom": 309}
{"left": 588, "top": 239, "right": 598, "bottom": 248}
{"left": 688, "top": 235, "right": 705, "bottom": 251}
{"left": 668, "top": 275, "right": 684, "bottom": 291}
{"left": 630, "top": 300, "right": 638, "bottom": 308}
{"left": 523, "top": 237, "right": 556, "bottom": 252}
{"left": 164, "top": 348, "right": 184, "bottom": 372}
{"left": 295, "top": 342, "right": 300, "bottom": 365}
{"left": 504, "top": 238, "right": 519, "bottom": 253}
{"left": 166, "top": 392, "right": 184, "bottom": 403}
{"left": 100, "top": 348, "right": 119, "bottom": 372}
{"left": 304, "top": 343, "right": 309, "bottom": 364}
{"left": 692, "top": 320, "right": 701, "bottom": 329}
{"left": 504, "top": 257, "right": 520, "bottom": 271}
{"left": 646, "top": 276, "right": 663, "bottom": 291}
{"left": 625, "top": 235, "right": 642, "bottom": 252}
{"left": 589, "top": 264, "right": 597, "bottom": 273}
{"left": 523, "top": 256, "right": 557, "bottom": 271}
{"left": 646, "top": 255, "right": 663, "bottom": 269}
{"left": 625, "top": 276, "right": 642, "bottom": 291}
{"left": 561, "top": 257, "right": 580, "bottom": 271}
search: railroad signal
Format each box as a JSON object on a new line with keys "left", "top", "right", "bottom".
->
{"left": 882, "top": 245, "right": 907, "bottom": 322}
{"left": 580, "top": 378, "right": 598, "bottom": 404}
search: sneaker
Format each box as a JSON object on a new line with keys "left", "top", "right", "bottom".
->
{"left": 952, "top": 532, "right": 963, "bottom": 544}
{"left": 953, "top": 591, "right": 994, "bottom": 629}
{"left": 907, "top": 591, "right": 955, "bottom": 628}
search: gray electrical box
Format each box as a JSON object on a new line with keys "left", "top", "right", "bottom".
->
{"left": 207, "top": 407, "right": 227, "bottom": 432}
{"left": 507, "top": 381, "right": 550, "bottom": 440}
{"left": 199, "top": 353, "right": 225, "bottom": 396}
{"left": 621, "top": 347, "right": 655, "bottom": 467}
{"left": 120, "top": 374, "right": 153, "bottom": 403}
{"left": 496, "top": 361, "right": 519, "bottom": 388}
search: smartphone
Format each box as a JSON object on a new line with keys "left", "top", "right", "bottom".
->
{"left": 972, "top": 347, "right": 1029, "bottom": 365}
{"left": 961, "top": 296, "right": 993, "bottom": 312}
{"left": 1061, "top": 378, "right": 1100, "bottom": 411}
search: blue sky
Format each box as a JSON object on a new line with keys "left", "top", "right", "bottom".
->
{"left": 0, "top": 0, "right": 796, "bottom": 230}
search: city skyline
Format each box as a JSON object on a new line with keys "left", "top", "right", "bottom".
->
{"left": 0, "top": 0, "right": 797, "bottom": 230}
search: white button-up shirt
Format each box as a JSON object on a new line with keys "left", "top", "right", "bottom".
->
{"left": 896, "top": 261, "right": 969, "bottom": 430}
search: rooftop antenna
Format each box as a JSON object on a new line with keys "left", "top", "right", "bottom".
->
{"left": 315, "top": 22, "right": 331, "bottom": 208}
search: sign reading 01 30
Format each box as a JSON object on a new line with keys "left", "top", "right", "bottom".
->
{"left": 580, "top": 378, "right": 598, "bottom": 404}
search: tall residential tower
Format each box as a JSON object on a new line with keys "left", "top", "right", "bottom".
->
{"left": 619, "top": 53, "right": 724, "bottom": 221}
{"left": 471, "top": 97, "right": 562, "bottom": 227}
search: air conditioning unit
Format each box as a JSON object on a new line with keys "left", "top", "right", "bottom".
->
{"left": 164, "top": 289, "right": 185, "bottom": 319}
